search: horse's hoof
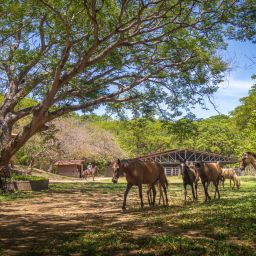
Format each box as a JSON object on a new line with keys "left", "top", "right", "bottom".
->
{"left": 122, "top": 207, "right": 126, "bottom": 211}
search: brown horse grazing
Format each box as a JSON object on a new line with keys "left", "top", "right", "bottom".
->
{"left": 112, "top": 159, "right": 168, "bottom": 210}
{"left": 222, "top": 168, "right": 240, "bottom": 189}
{"left": 194, "top": 162, "right": 223, "bottom": 202}
{"left": 241, "top": 152, "right": 256, "bottom": 171}
{"left": 182, "top": 164, "right": 199, "bottom": 201}
{"left": 83, "top": 166, "right": 98, "bottom": 181}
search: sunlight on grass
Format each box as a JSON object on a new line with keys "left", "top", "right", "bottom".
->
{"left": 1, "top": 176, "right": 256, "bottom": 255}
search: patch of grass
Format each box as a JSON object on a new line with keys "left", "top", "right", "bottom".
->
{"left": 20, "top": 230, "right": 254, "bottom": 256}
{"left": 1, "top": 176, "right": 256, "bottom": 255}
{"left": 49, "top": 180, "right": 128, "bottom": 194}
{"left": 11, "top": 174, "right": 48, "bottom": 181}
{"left": 0, "top": 191, "right": 36, "bottom": 201}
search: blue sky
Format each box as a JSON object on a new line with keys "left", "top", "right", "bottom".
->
{"left": 192, "top": 40, "right": 256, "bottom": 118}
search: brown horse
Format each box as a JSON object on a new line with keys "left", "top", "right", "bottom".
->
{"left": 83, "top": 166, "right": 98, "bottom": 181}
{"left": 112, "top": 159, "right": 168, "bottom": 210}
{"left": 182, "top": 164, "right": 199, "bottom": 201}
{"left": 241, "top": 152, "right": 256, "bottom": 171}
{"left": 194, "top": 162, "right": 223, "bottom": 202}
{"left": 222, "top": 168, "right": 240, "bottom": 189}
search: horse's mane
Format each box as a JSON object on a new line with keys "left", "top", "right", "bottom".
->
{"left": 120, "top": 159, "right": 132, "bottom": 168}
{"left": 245, "top": 152, "right": 256, "bottom": 158}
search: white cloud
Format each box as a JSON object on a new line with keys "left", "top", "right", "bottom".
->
{"left": 219, "top": 77, "right": 253, "bottom": 93}
{"left": 191, "top": 76, "right": 254, "bottom": 118}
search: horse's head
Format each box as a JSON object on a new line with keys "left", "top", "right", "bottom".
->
{"left": 240, "top": 152, "right": 252, "bottom": 171}
{"left": 112, "top": 159, "right": 121, "bottom": 184}
{"left": 194, "top": 162, "right": 203, "bottom": 172}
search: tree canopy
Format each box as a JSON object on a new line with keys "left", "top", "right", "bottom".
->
{"left": 0, "top": 0, "right": 255, "bottom": 166}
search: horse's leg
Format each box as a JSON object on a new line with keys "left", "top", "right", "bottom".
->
{"left": 213, "top": 180, "right": 220, "bottom": 199}
{"left": 222, "top": 178, "right": 225, "bottom": 188}
{"left": 191, "top": 183, "right": 196, "bottom": 201}
{"left": 202, "top": 181, "right": 210, "bottom": 202}
{"left": 138, "top": 184, "right": 144, "bottom": 208}
{"left": 184, "top": 183, "right": 187, "bottom": 202}
{"left": 162, "top": 183, "right": 168, "bottom": 206}
{"left": 217, "top": 180, "right": 220, "bottom": 199}
{"left": 150, "top": 186, "right": 155, "bottom": 205}
{"left": 123, "top": 183, "right": 133, "bottom": 210}
{"left": 195, "top": 181, "right": 198, "bottom": 199}
{"left": 214, "top": 180, "right": 217, "bottom": 198}
{"left": 152, "top": 184, "right": 156, "bottom": 206}
{"left": 158, "top": 184, "right": 161, "bottom": 205}
{"left": 158, "top": 183, "right": 163, "bottom": 205}
{"left": 147, "top": 185, "right": 152, "bottom": 206}
{"left": 232, "top": 178, "right": 235, "bottom": 189}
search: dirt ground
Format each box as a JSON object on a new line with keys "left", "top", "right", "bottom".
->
{"left": 0, "top": 182, "right": 150, "bottom": 255}
{"left": 0, "top": 178, "right": 255, "bottom": 256}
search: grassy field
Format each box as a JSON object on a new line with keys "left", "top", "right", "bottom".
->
{"left": 0, "top": 176, "right": 256, "bottom": 255}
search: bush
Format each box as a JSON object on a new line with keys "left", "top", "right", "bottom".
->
{"left": 11, "top": 174, "right": 48, "bottom": 181}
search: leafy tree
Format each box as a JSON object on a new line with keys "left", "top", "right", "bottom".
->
{"left": 0, "top": 0, "right": 253, "bottom": 168}
{"left": 192, "top": 115, "right": 241, "bottom": 156}
{"left": 98, "top": 118, "right": 176, "bottom": 157}
{"left": 231, "top": 84, "right": 256, "bottom": 129}
{"left": 166, "top": 118, "right": 198, "bottom": 145}
{"left": 226, "top": 0, "right": 256, "bottom": 42}
{"left": 161, "top": 115, "right": 241, "bottom": 156}
{"left": 15, "top": 124, "right": 61, "bottom": 171}
{"left": 231, "top": 84, "right": 256, "bottom": 154}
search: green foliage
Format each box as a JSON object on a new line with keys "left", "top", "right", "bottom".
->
{"left": 0, "top": 93, "right": 37, "bottom": 112}
{"left": 15, "top": 137, "right": 42, "bottom": 165}
{"left": 192, "top": 115, "right": 241, "bottom": 155}
{"left": 97, "top": 118, "right": 176, "bottom": 157}
{"left": 11, "top": 174, "right": 48, "bottom": 181}
{"left": 1, "top": 0, "right": 247, "bottom": 120}
{"left": 167, "top": 118, "right": 198, "bottom": 144}
{"left": 96, "top": 114, "right": 243, "bottom": 158}
{"left": 232, "top": 85, "right": 256, "bottom": 129}
{"left": 230, "top": 84, "right": 256, "bottom": 154}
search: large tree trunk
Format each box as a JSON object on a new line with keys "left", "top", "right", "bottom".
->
{"left": 0, "top": 109, "right": 49, "bottom": 182}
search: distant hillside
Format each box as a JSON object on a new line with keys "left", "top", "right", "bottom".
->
{"left": 14, "top": 116, "right": 127, "bottom": 172}
{"left": 54, "top": 117, "right": 127, "bottom": 161}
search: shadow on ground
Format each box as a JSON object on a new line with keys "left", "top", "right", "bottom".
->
{"left": 0, "top": 180, "right": 255, "bottom": 255}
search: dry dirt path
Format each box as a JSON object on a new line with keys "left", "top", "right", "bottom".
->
{"left": 0, "top": 183, "right": 157, "bottom": 256}
{"left": 0, "top": 190, "right": 120, "bottom": 255}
